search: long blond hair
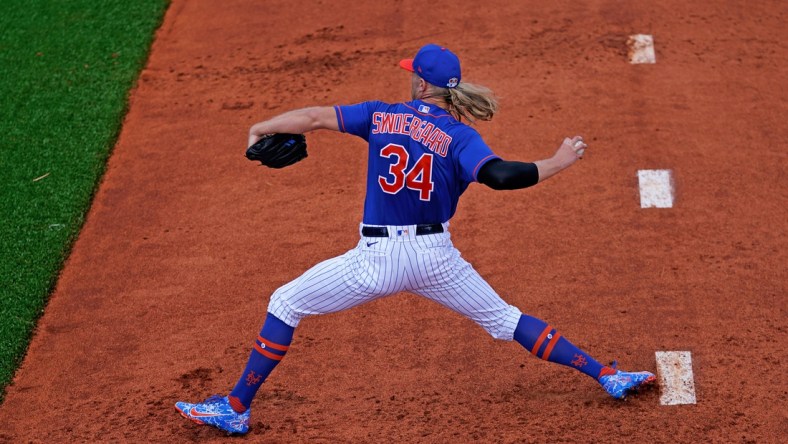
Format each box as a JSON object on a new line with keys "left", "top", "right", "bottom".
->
{"left": 427, "top": 81, "right": 499, "bottom": 123}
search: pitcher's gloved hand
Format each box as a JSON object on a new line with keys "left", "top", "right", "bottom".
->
{"left": 246, "top": 133, "right": 307, "bottom": 169}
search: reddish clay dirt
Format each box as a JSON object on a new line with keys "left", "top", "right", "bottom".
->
{"left": 1, "top": 1, "right": 786, "bottom": 442}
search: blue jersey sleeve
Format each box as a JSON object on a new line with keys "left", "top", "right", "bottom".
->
{"left": 454, "top": 128, "right": 500, "bottom": 183}
{"left": 334, "top": 101, "right": 385, "bottom": 141}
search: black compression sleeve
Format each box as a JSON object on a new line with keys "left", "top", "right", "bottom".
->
{"left": 477, "top": 159, "right": 540, "bottom": 190}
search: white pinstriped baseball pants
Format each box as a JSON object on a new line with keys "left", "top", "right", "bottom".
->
{"left": 268, "top": 223, "right": 522, "bottom": 340}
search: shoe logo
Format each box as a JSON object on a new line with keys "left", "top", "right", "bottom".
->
{"left": 366, "top": 241, "right": 379, "bottom": 247}
{"left": 189, "top": 407, "right": 226, "bottom": 418}
{"left": 230, "top": 418, "right": 249, "bottom": 428}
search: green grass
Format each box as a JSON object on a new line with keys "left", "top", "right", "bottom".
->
{"left": 0, "top": 0, "right": 169, "bottom": 400}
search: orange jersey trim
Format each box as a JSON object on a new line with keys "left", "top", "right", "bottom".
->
{"left": 335, "top": 105, "right": 347, "bottom": 132}
{"left": 472, "top": 154, "right": 499, "bottom": 181}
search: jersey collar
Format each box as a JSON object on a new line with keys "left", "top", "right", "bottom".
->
{"left": 406, "top": 100, "right": 454, "bottom": 120}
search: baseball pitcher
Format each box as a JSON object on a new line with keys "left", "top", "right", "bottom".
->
{"left": 175, "top": 44, "right": 655, "bottom": 435}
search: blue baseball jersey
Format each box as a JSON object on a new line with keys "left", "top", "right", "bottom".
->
{"left": 334, "top": 100, "right": 499, "bottom": 225}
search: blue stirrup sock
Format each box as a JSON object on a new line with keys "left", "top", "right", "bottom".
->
{"left": 513, "top": 314, "right": 615, "bottom": 380}
{"left": 228, "top": 313, "right": 294, "bottom": 413}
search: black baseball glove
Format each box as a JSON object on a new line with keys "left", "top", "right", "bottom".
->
{"left": 245, "top": 133, "right": 308, "bottom": 169}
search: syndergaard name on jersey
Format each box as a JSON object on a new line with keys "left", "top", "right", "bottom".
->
{"left": 370, "top": 112, "right": 452, "bottom": 157}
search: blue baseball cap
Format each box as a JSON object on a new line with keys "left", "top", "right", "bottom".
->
{"left": 399, "top": 44, "right": 461, "bottom": 88}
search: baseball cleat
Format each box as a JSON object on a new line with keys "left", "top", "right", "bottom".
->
{"left": 598, "top": 362, "right": 656, "bottom": 399}
{"left": 175, "top": 395, "right": 250, "bottom": 435}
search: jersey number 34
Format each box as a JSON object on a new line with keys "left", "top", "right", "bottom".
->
{"left": 378, "top": 143, "right": 434, "bottom": 201}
